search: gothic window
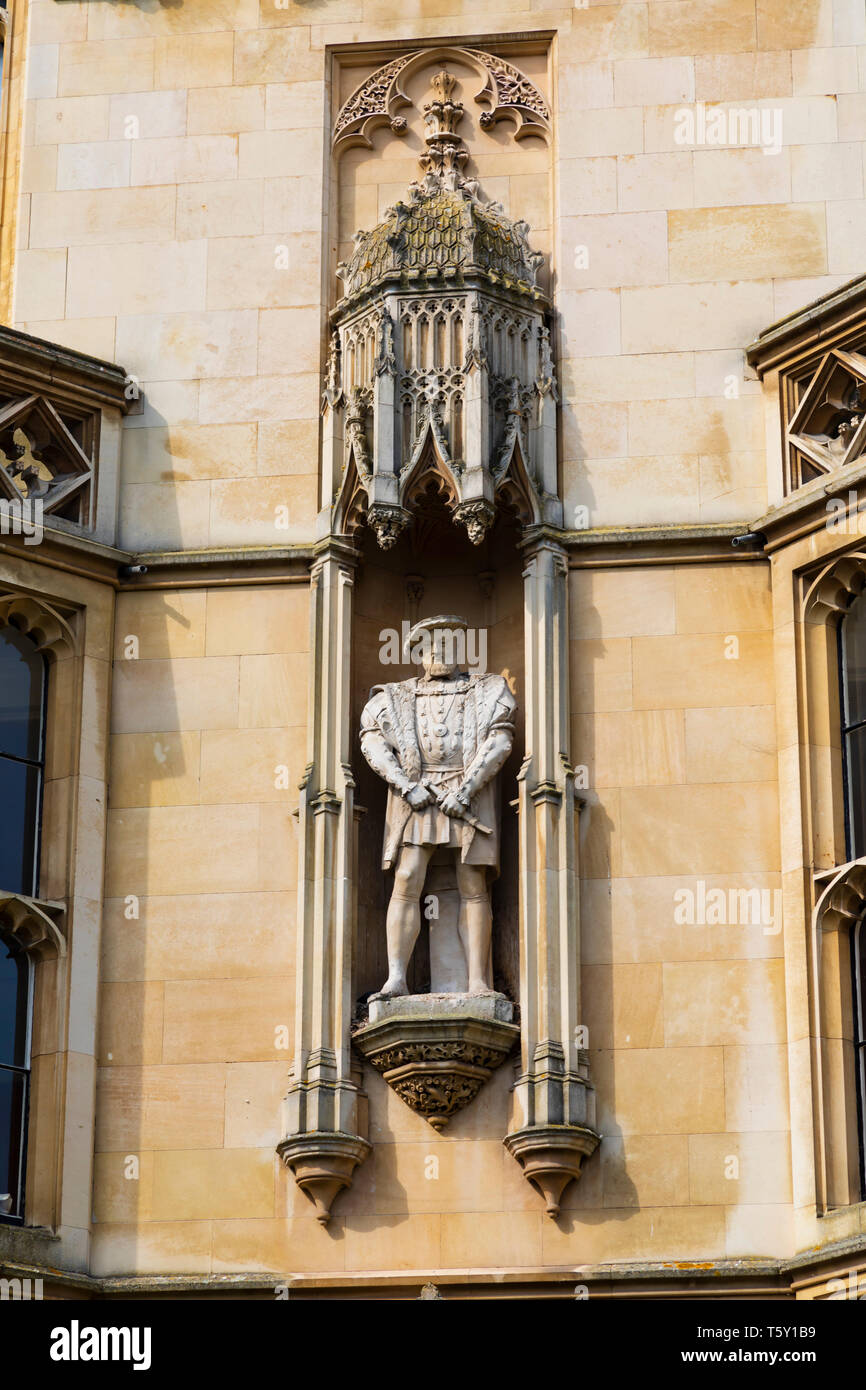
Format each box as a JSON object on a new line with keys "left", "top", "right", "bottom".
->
{"left": 838, "top": 592, "right": 866, "bottom": 1198}
{"left": 840, "top": 591, "right": 866, "bottom": 861}
{"left": 0, "top": 623, "right": 45, "bottom": 1222}
{"left": 0, "top": 931, "right": 30, "bottom": 1221}
{"left": 0, "top": 624, "right": 46, "bottom": 896}
{"left": 854, "top": 918, "right": 866, "bottom": 1198}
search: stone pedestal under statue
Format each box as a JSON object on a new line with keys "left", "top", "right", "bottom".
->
{"left": 354, "top": 992, "right": 519, "bottom": 1131}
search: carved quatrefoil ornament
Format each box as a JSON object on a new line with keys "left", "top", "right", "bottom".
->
{"left": 0, "top": 394, "right": 94, "bottom": 523}
{"left": 788, "top": 349, "right": 866, "bottom": 475}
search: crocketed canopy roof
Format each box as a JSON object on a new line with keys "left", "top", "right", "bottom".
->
{"left": 337, "top": 178, "right": 545, "bottom": 305}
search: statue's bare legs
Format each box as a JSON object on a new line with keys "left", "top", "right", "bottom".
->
{"left": 377, "top": 843, "right": 434, "bottom": 997}
{"left": 456, "top": 863, "right": 493, "bottom": 994}
{"left": 376, "top": 846, "right": 493, "bottom": 998}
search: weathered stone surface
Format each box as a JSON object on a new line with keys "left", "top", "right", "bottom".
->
{"left": 353, "top": 1005, "right": 519, "bottom": 1130}
{"left": 368, "top": 991, "right": 514, "bottom": 1025}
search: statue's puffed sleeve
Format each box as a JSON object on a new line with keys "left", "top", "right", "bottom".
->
{"left": 460, "top": 677, "right": 516, "bottom": 800}
{"left": 360, "top": 688, "right": 414, "bottom": 797}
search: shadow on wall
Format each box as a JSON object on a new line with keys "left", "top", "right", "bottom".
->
{"left": 572, "top": 590, "right": 640, "bottom": 1227}
{"left": 93, "top": 391, "right": 186, "bottom": 1270}
{"left": 560, "top": 375, "right": 595, "bottom": 545}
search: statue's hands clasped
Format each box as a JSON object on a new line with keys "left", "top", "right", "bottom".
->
{"left": 403, "top": 781, "right": 471, "bottom": 818}
{"left": 405, "top": 781, "right": 435, "bottom": 810}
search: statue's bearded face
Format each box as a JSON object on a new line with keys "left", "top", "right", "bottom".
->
{"left": 421, "top": 629, "right": 462, "bottom": 679}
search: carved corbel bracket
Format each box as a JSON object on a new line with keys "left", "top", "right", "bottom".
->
{"left": 405, "top": 573, "right": 426, "bottom": 605}
{"left": 453, "top": 498, "right": 496, "bottom": 546}
{"left": 504, "top": 1123, "right": 600, "bottom": 1218}
{"left": 277, "top": 1132, "right": 371, "bottom": 1226}
{"left": 368, "top": 502, "right": 412, "bottom": 549}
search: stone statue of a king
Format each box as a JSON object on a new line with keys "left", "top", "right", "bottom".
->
{"left": 359, "top": 615, "right": 516, "bottom": 999}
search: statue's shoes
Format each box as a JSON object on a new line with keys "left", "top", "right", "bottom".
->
{"left": 368, "top": 984, "right": 408, "bottom": 1002}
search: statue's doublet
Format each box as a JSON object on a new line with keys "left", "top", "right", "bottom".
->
{"left": 407, "top": 677, "right": 471, "bottom": 852}
{"left": 359, "top": 671, "right": 516, "bottom": 870}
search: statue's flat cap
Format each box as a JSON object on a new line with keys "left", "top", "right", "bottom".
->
{"left": 406, "top": 614, "right": 469, "bottom": 645}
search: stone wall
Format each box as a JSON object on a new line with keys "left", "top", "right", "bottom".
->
{"left": 3, "top": 0, "right": 865, "bottom": 1285}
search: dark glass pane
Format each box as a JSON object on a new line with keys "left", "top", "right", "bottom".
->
{"left": 844, "top": 597, "right": 866, "bottom": 731}
{"left": 858, "top": 922, "right": 866, "bottom": 1046}
{"left": 0, "top": 944, "right": 28, "bottom": 1067}
{"left": 0, "top": 626, "right": 44, "bottom": 762}
{"left": 0, "top": 756, "right": 40, "bottom": 895}
{"left": 0, "top": 1067, "right": 27, "bottom": 1219}
{"left": 858, "top": 924, "right": 866, "bottom": 1201}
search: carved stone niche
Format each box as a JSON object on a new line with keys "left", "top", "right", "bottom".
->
{"left": 281, "top": 48, "right": 600, "bottom": 1227}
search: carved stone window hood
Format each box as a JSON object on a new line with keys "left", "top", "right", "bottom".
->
{"left": 747, "top": 273, "right": 866, "bottom": 495}
{"left": 0, "top": 325, "right": 131, "bottom": 544}
{"left": 325, "top": 68, "right": 561, "bottom": 551}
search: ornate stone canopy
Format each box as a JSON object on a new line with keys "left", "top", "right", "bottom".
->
{"left": 325, "top": 68, "right": 560, "bottom": 552}
{"left": 336, "top": 165, "right": 545, "bottom": 304}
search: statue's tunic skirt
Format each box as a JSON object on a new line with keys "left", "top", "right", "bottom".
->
{"left": 401, "top": 772, "right": 499, "bottom": 866}
{"left": 402, "top": 770, "right": 463, "bottom": 849}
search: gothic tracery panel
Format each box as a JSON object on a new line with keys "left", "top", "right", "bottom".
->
{"left": 787, "top": 349, "right": 866, "bottom": 484}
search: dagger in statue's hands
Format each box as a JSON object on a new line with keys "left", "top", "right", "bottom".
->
{"left": 421, "top": 780, "right": 492, "bottom": 835}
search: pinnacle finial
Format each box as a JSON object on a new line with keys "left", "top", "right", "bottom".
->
{"left": 430, "top": 68, "right": 458, "bottom": 104}
{"left": 423, "top": 70, "right": 465, "bottom": 144}
{"left": 420, "top": 68, "right": 467, "bottom": 189}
